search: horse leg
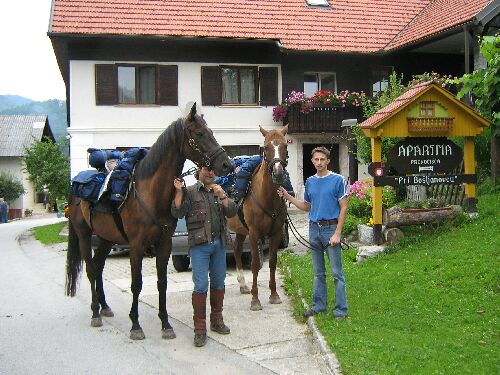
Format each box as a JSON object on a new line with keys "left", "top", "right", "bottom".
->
{"left": 268, "top": 236, "right": 282, "bottom": 305}
{"left": 93, "top": 239, "right": 114, "bottom": 317}
{"left": 248, "top": 231, "right": 262, "bottom": 311}
{"left": 234, "top": 233, "right": 250, "bottom": 294}
{"left": 79, "top": 235, "right": 103, "bottom": 327}
{"left": 156, "top": 240, "right": 176, "bottom": 339}
{"left": 129, "top": 248, "right": 146, "bottom": 340}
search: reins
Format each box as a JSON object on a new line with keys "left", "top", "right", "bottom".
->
{"left": 285, "top": 210, "right": 351, "bottom": 251}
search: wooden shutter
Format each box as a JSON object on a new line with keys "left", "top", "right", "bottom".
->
{"left": 157, "top": 65, "right": 178, "bottom": 106}
{"left": 201, "top": 66, "right": 222, "bottom": 106}
{"left": 95, "top": 64, "right": 117, "bottom": 105}
{"left": 259, "top": 67, "right": 278, "bottom": 106}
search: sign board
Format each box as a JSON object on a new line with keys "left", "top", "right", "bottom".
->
{"left": 374, "top": 174, "right": 476, "bottom": 187}
{"left": 387, "top": 137, "right": 463, "bottom": 174}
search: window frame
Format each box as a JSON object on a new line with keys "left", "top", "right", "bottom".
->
{"left": 116, "top": 64, "right": 157, "bottom": 105}
{"left": 370, "top": 66, "right": 393, "bottom": 97}
{"left": 420, "top": 101, "right": 435, "bottom": 117}
{"left": 220, "top": 65, "right": 259, "bottom": 105}
{"left": 303, "top": 72, "right": 337, "bottom": 97}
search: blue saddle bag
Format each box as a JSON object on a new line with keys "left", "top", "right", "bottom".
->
{"left": 71, "top": 170, "right": 106, "bottom": 202}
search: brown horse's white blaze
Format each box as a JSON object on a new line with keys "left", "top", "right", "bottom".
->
{"left": 227, "top": 125, "right": 289, "bottom": 311}
{"left": 65, "top": 103, "right": 232, "bottom": 340}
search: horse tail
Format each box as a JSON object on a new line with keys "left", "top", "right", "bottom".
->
{"left": 65, "top": 220, "right": 82, "bottom": 297}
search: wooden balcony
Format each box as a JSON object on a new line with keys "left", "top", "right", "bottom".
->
{"left": 286, "top": 104, "right": 363, "bottom": 134}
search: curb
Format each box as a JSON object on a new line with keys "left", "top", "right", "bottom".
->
{"left": 283, "top": 265, "right": 342, "bottom": 375}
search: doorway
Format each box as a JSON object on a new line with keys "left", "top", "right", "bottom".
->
{"left": 302, "top": 143, "right": 339, "bottom": 182}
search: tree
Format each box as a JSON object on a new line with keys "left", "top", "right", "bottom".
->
{"left": 0, "top": 171, "right": 25, "bottom": 203}
{"left": 23, "top": 138, "right": 70, "bottom": 200}
{"left": 455, "top": 34, "right": 500, "bottom": 183}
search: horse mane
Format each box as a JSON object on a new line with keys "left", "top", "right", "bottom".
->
{"left": 134, "top": 118, "right": 184, "bottom": 179}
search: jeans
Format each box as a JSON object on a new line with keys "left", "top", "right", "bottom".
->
{"left": 309, "top": 222, "right": 348, "bottom": 317}
{"left": 190, "top": 237, "right": 227, "bottom": 294}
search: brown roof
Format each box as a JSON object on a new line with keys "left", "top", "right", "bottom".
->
{"left": 358, "top": 81, "right": 433, "bottom": 128}
{"left": 49, "top": 0, "right": 494, "bottom": 53}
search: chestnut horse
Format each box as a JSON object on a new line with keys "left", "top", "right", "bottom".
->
{"left": 65, "top": 104, "right": 232, "bottom": 340}
{"left": 227, "top": 125, "right": 289, "bottom": 310}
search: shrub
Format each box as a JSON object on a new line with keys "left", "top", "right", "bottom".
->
{"left": 347, "top": 179, "right": 397, "bottom": 220}
{"left": 0, "top": 171, "right": 25, "bottom": 202}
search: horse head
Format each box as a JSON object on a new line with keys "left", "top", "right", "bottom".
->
{"left": 182, "top": 103, "right": 233, "bottom": 176}
{"left": 259, "top": 125, "right": 289, "bottom": 186}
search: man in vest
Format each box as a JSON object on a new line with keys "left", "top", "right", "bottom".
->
{"left": 171, "top": 166, "right": 237, "bottom": 347}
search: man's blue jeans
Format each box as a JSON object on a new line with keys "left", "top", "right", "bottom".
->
{"left": 190, "top": 237, "right": 227, "bottom": 294}
{"left": 309, "top": 222, "right": 348, "bottom": 317}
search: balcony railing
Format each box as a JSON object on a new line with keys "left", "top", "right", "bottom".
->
{"left": 286, "top": 104, "right": 363, "bottom": 133}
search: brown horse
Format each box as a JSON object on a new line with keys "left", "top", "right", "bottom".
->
{"left": 65, "top": 104, "right": 232, "bottom": 340}
{"left": 227, "top": 125, "right": 289, "bottom": 311}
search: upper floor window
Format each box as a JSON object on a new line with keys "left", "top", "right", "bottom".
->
{"left": 118, "top": 65, "right": 156, "bottom": 104}
{"left": 223, "top": 145, "right": 260, "bottom": 158}
{"left": 371, "top": 67, "right": 393, "bottom": 97}
{"left": 95, "top": 64, "right": 178, "bottom": 106}
{"left": 304, "top": 72, "right": 337, "bottom": 97}
{"left": 201, "top": 66, "right": 278, "bottom": 107}
{"left": 221, "top": 66, "right": 258, "bottom": 105}
{"left": 305, "top": 0, "right": 329, "bottom": 6}
{"left": 420, "top": 101, "right": 435, "bottom": 117}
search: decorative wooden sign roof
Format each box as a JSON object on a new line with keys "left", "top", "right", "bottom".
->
{"left": 359, "top": 81, "right": 491, "bottom": 138}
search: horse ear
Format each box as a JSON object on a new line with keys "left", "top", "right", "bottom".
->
{"left": 281, "top": 124, "right": 289, "bottom": 136}
{"left": 259, "top": 126, "right": 268, "bottom": 137}
{"left": 188, "top": 102, "right": 197, "bottom": 121}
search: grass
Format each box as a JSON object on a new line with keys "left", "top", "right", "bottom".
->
{"left": 33, "top": 222, "right": 67, "bottom": 245}
{"left": 279, "top": 192, "right": 499, "bottom": 375}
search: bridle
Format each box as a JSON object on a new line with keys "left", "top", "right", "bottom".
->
{"left": 184, "top": 119, "right": 226, "bottom": 168}
{"left": 262, "top": 139, "right": 288, "bottom": 181}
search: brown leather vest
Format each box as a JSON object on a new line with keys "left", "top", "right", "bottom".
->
{"left": 185, "top": 185, "right": 231, "bottom": 247}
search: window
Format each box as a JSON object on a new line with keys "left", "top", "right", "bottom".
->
{"left": 305, "top": 0, "right": 329, "bottom": 6}
{"left": 201, "top": 66, "right": 278, "bottom": 107}
{"left": 371, "top": 67, "right": 393, "bottom": 97}
{"left": 221, "top": 66, "right": 258, "bottom": 104}
{"left": 420, "top": 102, "right": 435, "bottom": 117}
{"left": 95, "top": 64, "right": 178, "bottom": 106}
{"left": 304, "top": 72, "right": 336, "bottom": 97}
{"left": 223, "top": 145, "right": 260, "bottom": 158}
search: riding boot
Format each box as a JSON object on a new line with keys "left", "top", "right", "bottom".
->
{"left": 192, "top": 292, "right": 207, "bottom": 347}
{"left": 210, "top": 288, "right": 230, "bottom": 334}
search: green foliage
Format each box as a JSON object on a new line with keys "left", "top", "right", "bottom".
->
{"left": 347, "top": 179, "right": 397, "bottom": 221}
{"left": 398, "top": 197, "right": 449, "bottom": 209}
{"left": 455, "top": 35, "right": 500, "bottom": 135}
{"left": 23, "top": 138, "right": 70, "bottom": 200}
{"left": 279, "top": 191, "right": 500, "bottom": 374}
{"left": 0, "top": 171, "right": 25, "bottom": 202}
{"left": 33, "top": 222, "right": 67, "bottom": 245}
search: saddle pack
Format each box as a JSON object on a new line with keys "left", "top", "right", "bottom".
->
{"left": 71, "top": 147, "right": 148, "bottom": 203}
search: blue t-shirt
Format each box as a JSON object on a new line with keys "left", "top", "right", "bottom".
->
{"left": 304, "top": 171, "right": 347, "bottom": 222}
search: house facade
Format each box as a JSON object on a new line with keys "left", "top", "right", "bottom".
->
{"left": 49, "top": 0, "right": 499, "bottom": 198}
{"left": 0, "top": 115, "right": 55, "bottom": 218}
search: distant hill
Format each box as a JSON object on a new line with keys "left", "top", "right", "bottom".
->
{"left": 0, "top": 95, "right": 33, "bottom": 111}
{"left": 0, "top": 96, "right": 67, "bottom": 143}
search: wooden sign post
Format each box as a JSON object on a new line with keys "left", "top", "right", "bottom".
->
{"left": 358, "top": 82, "right": 490, "bottom": 244}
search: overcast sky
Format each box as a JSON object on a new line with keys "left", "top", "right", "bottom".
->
{"left": 1, "top": 0, "right": 66, "bottom": 101}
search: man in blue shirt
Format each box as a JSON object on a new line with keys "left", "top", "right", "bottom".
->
{"left": 278, "top": 146, "right": 348, "bottom": 320}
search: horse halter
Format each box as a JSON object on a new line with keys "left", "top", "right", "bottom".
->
{"left": 263, "top": 142, "right": 288, "bottom": 176}
{"left": 184, "top": 122, "right": 226, "bottom": 168}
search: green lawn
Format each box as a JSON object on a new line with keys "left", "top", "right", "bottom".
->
{"left": 279, "top": 192, "right": 499, "bottom": 374}
{"left": 33, "top": 222, "right": 67, "bottom": 245}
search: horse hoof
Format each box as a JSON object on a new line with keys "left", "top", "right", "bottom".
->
{"left": 100, "top": 308, "right": 114, "bottom": 317}
{"left": 130, "top": 329, "right": 146, "bottom": 340}
{"left": 269, "top": 295, "right": 282, "bottom": 304}
{"left": 240, "top": 285, "right": 251, "bottom": 294}
{"left": 250, "top": 300, "right": 263, "bottom": 311}
{"left": 162, "top": 328, "right": 176, "bottom": 340}
{"left": 90, "top": 317, "right": 103, "bottom": 327}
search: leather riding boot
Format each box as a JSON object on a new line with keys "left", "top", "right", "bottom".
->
{"left": 192, "top": 292, "right": 207, "bottom": 347}
{"left": 210, "top": 288, "right": 230, "bottom": 334}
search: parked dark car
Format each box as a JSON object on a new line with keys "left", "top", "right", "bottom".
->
{"left": 91, "top": 218, "right": 289, "bottom": 272}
